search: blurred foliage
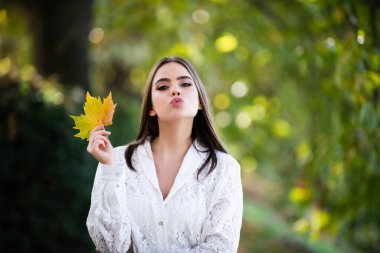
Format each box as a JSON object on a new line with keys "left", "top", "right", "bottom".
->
{"left": 0, "top": 71, "right": 96, "bottom": 251}
{"left": 1, "top": 0, "right": 379, "bottom": 252}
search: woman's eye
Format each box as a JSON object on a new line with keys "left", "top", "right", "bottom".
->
{"left": 181, "top": 82, "right": 192, "bottom": 87}
{"left": 157, "top": 85, "right": 168, "bottom": 90}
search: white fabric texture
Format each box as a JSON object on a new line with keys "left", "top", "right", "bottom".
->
{"left": 86, "top": 139, "right": 243, "bottom": 253}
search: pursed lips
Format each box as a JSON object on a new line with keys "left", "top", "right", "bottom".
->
{"left": 170, "top": 97, "right": 184, "bottom": 106}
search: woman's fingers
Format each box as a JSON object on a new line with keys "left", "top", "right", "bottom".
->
{"left": 87, "top": 124, "right": 115, "bottom": 165}
{"left": 92, "top": 139, "right": 106, "bottom": 152}
{"left": 88, "top": 136, "right": 110, "bottom": 152}
{"left": 88, "top": 129, "right": 111, "bottom": 144}
{"left": 91, "top": 124, "right": 104, "bottom": 133}
{"left": 89, "top": 130, "right": 111, "bottom": 140}
{"left": 88, "top": 139, "right": 106, "bottom": 155}
{"left": 89, "top": 125, "right": 110, "bottom": 140}
{"left": 96, "top": 136, "right": 110, "bottom": 147}
{"left": 89, "top": 130, "right": 111, "bottom": 141}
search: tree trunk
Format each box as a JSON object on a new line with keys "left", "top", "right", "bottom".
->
{"left": 7, "top": 0, "right": 93, "bottom": 89}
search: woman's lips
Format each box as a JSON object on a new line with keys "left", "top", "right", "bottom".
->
{"left": 170, "top": 97, "right": 184, "bottom": 106}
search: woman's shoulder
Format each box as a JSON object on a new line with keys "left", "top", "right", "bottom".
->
{"left": 114, "top": 145, "right": 128, "bottom": 152}
{"left": 211, "top": 150, "right": 240, "bottom": 179}
{"left": 201, "top": 150, "right": 241, "bottom": 191}
{"left": 113, "top": 141, "right": 148, "bottom": 164}
{"left": 215, "top": 150, "right": 239, "bottom": 168}
{"left": 113, "top": 142, "right": 141, "bottom": 158}
{"left": 113, "top": 145, "right": 129, "bottom": 155}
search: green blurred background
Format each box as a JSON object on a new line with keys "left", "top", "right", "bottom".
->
{"left": 0, "top": 0, "right": 379, "bottom": 252}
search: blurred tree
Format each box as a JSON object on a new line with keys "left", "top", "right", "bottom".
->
{"left": 0, "top": 2, "right": 96, "bottom": 251}
{"left": 3, "top": 0, "right": 93, "bottom": 89}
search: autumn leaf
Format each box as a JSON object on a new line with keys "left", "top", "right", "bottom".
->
{"left": 70, "top": 91, "right": 117, "bottom": 141}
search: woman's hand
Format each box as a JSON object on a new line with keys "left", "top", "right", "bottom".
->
{"left": 87, "top": 125, "right": 116, "bottom": 165}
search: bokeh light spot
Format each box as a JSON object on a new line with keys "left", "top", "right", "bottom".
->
{"left": 40, "top": 81, "right": 64, "bottom": 105}
{"left": 89, "top": 27, "right": 105, "bottom": 44}
{"left": 296, "top": 142, "right": 313, "bottom": 165}
{"left": 213, "top": 93, "right": 230, "bottom": 110}
{"left": 20, "top": 65, "right": 36, "bottom": 82}
{"left": 357, "top": 30, "right": 365, "bottom": 45}
{"left": 325, "top": 37, "right": 335, "bottom": 49}
{"left": 215, "top": 34, "right": 238, "bottom": 53}
{"left": 231, "top": 81, "right": 247, "bottom": 97}
{"left": 215, "top": 111, "right": 231, "bottom": 128}
{"left": 253, "top": 96, "right": 269, "bottom": 109}
{"left": 289, "top": 186, "right": 311, "bottom": 203}
{"left": 192, "top": 9, "right": 210, "bottom": 24}
{"left": 293, "top": 219, "right": 310, "bottom": 233}
{"left": 236, "top": 111, "right": 252, "bottom": 129}
{"left": 272, "top": 119, "right": 291, "bottom": 138}
{"left": 251, "top": 104, "right": 266, "bottom": 121}
{"left": 310, "top": 210, "right": 330, "bottom": 232}
{"left": 0, "top": 57, "right": 12, "bottom": 75}
{"left": 0, "top": 9, "right": 7, "bottom": 24}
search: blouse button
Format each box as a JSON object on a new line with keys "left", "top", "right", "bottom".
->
{"left": 158, "top": 221, "right": 164, "bottom": 226}
{"left": 116, "top": 172, "right": 121, "bottom": 177}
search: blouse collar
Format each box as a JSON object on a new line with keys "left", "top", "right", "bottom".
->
{"left": 135, "top": 138, "right": 208, "bottom": 202}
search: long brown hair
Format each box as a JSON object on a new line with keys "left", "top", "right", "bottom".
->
{"left": 125, "top": 56, "right": 227, "bottom": 177}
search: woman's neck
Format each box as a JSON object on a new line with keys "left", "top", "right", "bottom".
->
{"left": 152, "top": 120, "right": 193, "bottom": 155}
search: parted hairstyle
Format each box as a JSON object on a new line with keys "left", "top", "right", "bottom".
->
{"left": 125, "top": 56, "right": 227, "bottom": 177}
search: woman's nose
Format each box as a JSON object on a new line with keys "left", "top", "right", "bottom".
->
{"left": 171, "top": 90, "right": 180, "bottom": 96}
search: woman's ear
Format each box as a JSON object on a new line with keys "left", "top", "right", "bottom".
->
{"left": 198, "top": 103, "right": 202, "bottom": 110}
{"left": 149, "top": 107, "right": 157, "bottom": 116}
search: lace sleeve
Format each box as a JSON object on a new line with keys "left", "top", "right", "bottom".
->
{"left": 86, "top": 162, "right": 133, "bottom": 253}
{"left": 169, "top": 157, "right": 243, "bottom": 253}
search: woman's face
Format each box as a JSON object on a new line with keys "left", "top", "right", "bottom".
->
{"left": 150, "top": 62, "right": 200, "bottom": 122}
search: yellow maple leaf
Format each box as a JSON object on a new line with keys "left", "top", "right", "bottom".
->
{"left": 70, "top": 91, "right": 117, "bottom": 140}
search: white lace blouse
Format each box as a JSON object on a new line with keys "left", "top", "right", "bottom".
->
{"left": 86, "top": 139, "right": 243, "bottom": 253}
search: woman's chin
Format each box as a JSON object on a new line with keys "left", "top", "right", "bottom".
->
{"left": 158, "top": 114, "right": 196, "bottom": 123}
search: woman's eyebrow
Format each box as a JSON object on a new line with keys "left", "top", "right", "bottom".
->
{"left": 176, "top": 75, "right": 192, "bottom": 81}
{"left": 155, "top": 76, "right": 193, "bottom": 84}
{"left": 155, "top": 77, "right": 170, "bottom": 84}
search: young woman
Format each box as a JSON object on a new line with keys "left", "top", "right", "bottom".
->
{"left": 86, "top": 57, "right": 243, "bottom": 252}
